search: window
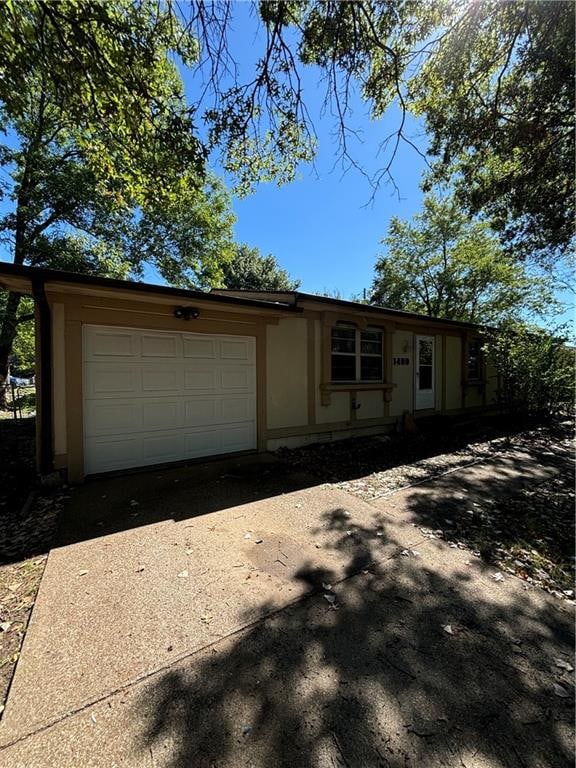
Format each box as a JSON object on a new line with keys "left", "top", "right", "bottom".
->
{"left": 467, "top": 338, "right": 482, "bottom": 380}
{"left": 331, "top": 324, "right": 383, "bottom": 382}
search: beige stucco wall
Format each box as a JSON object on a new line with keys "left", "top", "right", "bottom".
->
{"left": 434, "top": 334, "right": 443, "bottom": 411}
{"left": 356, "top": 390, "right": 385, "bottom": 420}
{"left": 390, "top": 330, "right": 414, "bottom": 416}
{"left": 464, "top": 384, "right": 484, "bottom": 409}
{"left": 51, "top": 302, "right": 67, "bottom": 457}
{"left": 445, "top": 335, "right": 462, "bottom": 410}
{"left": 266, "top": 317, "right": 308, "bottom": 429}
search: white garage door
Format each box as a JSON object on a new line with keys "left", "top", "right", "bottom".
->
{"left": 83, "top": 325, "right": 257, "bottom": 474}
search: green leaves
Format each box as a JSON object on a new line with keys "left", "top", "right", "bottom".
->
{"left": 482, "top": 322, "right": 574, "bottom": 417}
{"left": 370, "top": 193, "right": 557, "bottom": 324}
{"left": 219, "top": 244, "right": 300, "bottom": 291}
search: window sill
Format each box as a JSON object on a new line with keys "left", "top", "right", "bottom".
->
{"left": 320, "top": 381, "right": 395, "bottom": 406}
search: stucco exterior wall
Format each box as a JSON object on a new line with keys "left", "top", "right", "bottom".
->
{"left": 266, "top": 317, "right": 308, "bottom": 429}
{"left": 434, "top": 334, "right": 443, "bottom": 411}
{"left": 51, "top": 302, "right": 67, "bottom": 459}
{"left": 445, "top": 335, "right": 462, "bottom": 410}
{"left": 390, "top": 330, "right": 414, "bottom": 417}
{"left": 356, "top": 390, "right": 385, "bottom": 420}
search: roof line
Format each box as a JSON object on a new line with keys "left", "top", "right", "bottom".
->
{"left": 212, "top": 288, "right": 481, "bottom": 329}
{"left": 0, "top": 263, "right": 300, "bottom": 313}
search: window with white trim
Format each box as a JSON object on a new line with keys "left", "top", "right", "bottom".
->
{"left": 331, "top": 324, "right": 383, "bottom": 382}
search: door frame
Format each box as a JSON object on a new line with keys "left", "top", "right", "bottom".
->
{"left": 414, "top": 334, "right": 435, "bottom": 411}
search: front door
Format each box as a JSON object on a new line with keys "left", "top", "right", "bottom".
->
{"left": 415, "top": 335, "right": 435, "bottom": 410}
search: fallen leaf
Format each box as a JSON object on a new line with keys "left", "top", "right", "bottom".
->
{"left": 554, "top": 658, "right": 574, "bottom": 672}
{"left": 443, "top": 624, "right": 455, "bottom": 635}
{"left": 78, "top": 570, "right": 89, "bottom": 577}
{"left": 254, "top": 539, "right": 263, "bottom": 544}
{"left": 322, "top": 582, "right": 333, "bottom": 592}
{"left": 244, "top": 533, "right": 252, "bottom": 540}
{"left": 323, "top": 594, "right": 336, "bottom": 605}
{"left": 492, "top": 572, "right": 505, "bottom": 582}
{"left": 0, "top": 622, "right": 11, "bottom": 633}
{"left": 91, "top": 713, "right": 97, "bottom": 724}
{"left": 177, "top": 570, "right": 189, "bottom": 579}
{"left": 553, "top": 683, "right": 570, "bottom": 698}
{"left": 185, "top": 549, "right": 194, "bottom": 555}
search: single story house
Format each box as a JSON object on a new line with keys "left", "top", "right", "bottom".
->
{"left": 0, "top": 263, "right": 499, "bottom": 483}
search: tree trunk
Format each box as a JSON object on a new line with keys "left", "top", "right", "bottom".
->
{"left": 0, "top": 292, "right": 22, "bottom": 410}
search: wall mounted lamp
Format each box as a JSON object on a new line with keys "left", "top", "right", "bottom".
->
{"left": 174, "top": 306, "right": 200, "bottom": 320}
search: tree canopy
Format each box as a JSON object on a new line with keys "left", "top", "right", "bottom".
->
{"left": 1, "top": 1, "right": 572, "bottom": 260}
{"left": 370, "top": 194, "right": 556, "bottom": 325}
{"left": 219, "top": 245, "right": 300, "bottom": 292}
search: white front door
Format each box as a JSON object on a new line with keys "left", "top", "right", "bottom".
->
{"left": 83, "top": 325, "right": 257, "bottom": 474}
{"left": 415, "top": 335, "right": 435, "bottom": 410}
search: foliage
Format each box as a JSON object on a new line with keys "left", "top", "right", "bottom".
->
{"left": 370, "top": 194, "right": 556, "bottom": 324}
{"left": 2, "top": 2, "right": 572, "bottom": 260}
{"left": 219, "top": 244, "right": 300, "bottom": 291}
{"left": 411, "top": 1, "right": 575, "bottom": 263}
{"left": 8, "top": 298, "right": 35, "bottom": 376}
{"left": 0, "top": 0, "right": 204, "bottom": 206}
{"left": 482, "top": 322, "right": 575, "bottom": 418}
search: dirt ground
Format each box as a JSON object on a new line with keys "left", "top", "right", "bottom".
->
{"left": 0, "top": 417, "right": 61, "bottom": 712}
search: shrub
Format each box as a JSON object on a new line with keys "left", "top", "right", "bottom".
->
{"left": 483, "top": 322, "right": 574, "bottom": 418}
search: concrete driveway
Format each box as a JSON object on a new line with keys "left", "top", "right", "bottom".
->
{"left": 0, "top": 452, "right": 573, "bottom": 767}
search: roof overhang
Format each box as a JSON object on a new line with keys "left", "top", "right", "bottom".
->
{"left": 0, "top": 263, "right": 302, "bottom": 315}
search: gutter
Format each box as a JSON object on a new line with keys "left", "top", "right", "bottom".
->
{"left": 31, "top": 276, "right": 53, "bottom": 475}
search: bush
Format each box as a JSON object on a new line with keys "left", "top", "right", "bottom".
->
{"left": 483, "top": 322, "right": 574, "bottom": 418}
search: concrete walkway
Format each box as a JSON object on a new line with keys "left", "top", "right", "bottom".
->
{"left": 0, "top": 450, "right": 573, "bottom": 767}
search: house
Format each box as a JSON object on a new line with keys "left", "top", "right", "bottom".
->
{"left": 0, "top": 263, "right": 499, "bottom": 482}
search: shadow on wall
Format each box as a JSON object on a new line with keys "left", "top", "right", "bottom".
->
{"left": 135, "top": 507, "right": 574, "bottom": 768}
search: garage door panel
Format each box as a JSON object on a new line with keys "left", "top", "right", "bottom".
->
{"left": 221, "top": 397, "right": 254, "bottom": 421}
{"left": 83, "top": 326, "right": 257, "bottom": 474}
{"left": 85, "top": 436, "right": 142, "bottom": 474}
{"left": 85, "top": 365, "right": 139, "bottom": 396}
{"left": 220, "top": 339, "right": 252, "bottom": 361}
{"left": 184, "top": 399, "right": 216, "bottom": 424}
{"left": 142, "top": 401, "right": 181, "bottom": 429}
{"left": 220, "top": 368, "right": 252, "bottom": 390}
{"left": 183, "top": 337, "right": 217, "bottom": 359}
{"left": 85, "top": 329, "right": 138, "bottom": 359}
{"left": 141, "top": 368, "right": 181, "bottom": 392}
{"left": 184, "top": 368, "right": 217, "bottom": 390}
{"left": 142, "top": 432, "right": 186, "bottom": 463}
{"left": 141, "top": 333, "right": 180, "bottom": 358}
{"left": 84, "top": 402, "right": 141, "bottom": 437}
{"left": 222, "top": 423, "right": 256, "bottom": 452}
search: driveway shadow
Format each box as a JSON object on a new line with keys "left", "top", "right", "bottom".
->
{"left": 56, "top": 454, "right": 315, "bottom": 547}
{"left": 136, "top": 508, "right": 575, "bottom": 768}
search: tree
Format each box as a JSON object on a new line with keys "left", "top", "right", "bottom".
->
{"left": 370, "top": 195, "right": 556, "bottom": 324}
{"left": 482, "top": 322, "right": 574, "bottom": 418}
{"left": 219, "top": 245, "right": 300, "bottom": 292}
{"left": 0, "top": 83, "right": 234, "bottom": 407}
{"left": 2, "top": 2, "right": 572, "bottom": 261}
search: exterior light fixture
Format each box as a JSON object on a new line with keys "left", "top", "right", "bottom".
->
{"left": 174, "top": 306, "right": 200, "bottom": 320}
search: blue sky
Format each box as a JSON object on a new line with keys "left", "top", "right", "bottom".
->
{"left": 164, "top": 2, "right": 428, "bottom": 300}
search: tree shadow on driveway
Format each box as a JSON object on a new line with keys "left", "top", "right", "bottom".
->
{"left": 136, "top": 508, "right": 575, "bottom": 768}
